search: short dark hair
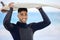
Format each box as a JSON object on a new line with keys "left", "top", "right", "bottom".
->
{"left": 18, "top": 8, "right": 28, "bottom": 13}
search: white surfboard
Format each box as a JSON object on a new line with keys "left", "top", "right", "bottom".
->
{"left": 0, "top": 2, "right": 60, "bottom": 11}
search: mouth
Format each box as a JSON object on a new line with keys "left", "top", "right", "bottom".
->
{"left": 22, "top": 19, "right": 26, "bottom": 21}
{"left": 21, "top": 18, "right": 27, "bottom": 22}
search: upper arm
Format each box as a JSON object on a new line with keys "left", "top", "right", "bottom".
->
{"left": 30, "top": 21, "right": 51, "bottom": 32}
{"left": 3, "top": 22, "right": 15, "bottom": 31}
{"left": 3, "top": 8, "right": 14, "bottom": 31}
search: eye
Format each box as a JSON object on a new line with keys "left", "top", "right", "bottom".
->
{"left": 20, "top": 13, "right": 23, "bottom": 16}
{"left": 25, "top": 13, "right": 27, "bottom": 16}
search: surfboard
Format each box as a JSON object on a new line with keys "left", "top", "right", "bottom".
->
{"left": 0, "top": 2, "right": 60, "bottom": 11}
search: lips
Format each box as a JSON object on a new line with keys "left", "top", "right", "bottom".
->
{"left": 22, "top": 19, "right": 26, "bottom": 21}
{"left": 22, "top": 18, "right": 27, "bottom": 22}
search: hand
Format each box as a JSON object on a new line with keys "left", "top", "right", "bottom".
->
{"left": 36, "top": 5, "right": 42, "bottom": 9}
{"left": 1, "top": 9, "right": 8, "bottom": 13}
{"left": 8, "top": 2, "right": 14, "bottom": 8}
{"left": 1, "top": 7, "right": 8, "bottom": 13}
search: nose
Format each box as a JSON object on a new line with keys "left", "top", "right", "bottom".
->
{"left": 22, "top": 16, "right": 27, "bottom": 19}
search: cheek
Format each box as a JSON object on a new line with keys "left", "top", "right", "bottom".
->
{"left": 18, "top": 15, "right": 27, "bottom": 19}
{"left": 18, "top": 15, "right": 22, "bottom": 19}
{"left": 26, "top": 16, "right": 27, "bottom": 19}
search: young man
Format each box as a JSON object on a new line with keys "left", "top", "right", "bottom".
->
{"left": 3, "top": 3, "right": 51, "bottom": 40}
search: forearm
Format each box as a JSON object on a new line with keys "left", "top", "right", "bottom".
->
{"left": 3, "top": 8, "right": 13, "bottom": 24}
{"left": 39, "top": 8, "right": 51, "bottom": 23}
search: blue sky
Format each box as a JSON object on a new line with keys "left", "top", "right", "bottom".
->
{"left": 0, "top": 0, "right": 60, "bottom": 40}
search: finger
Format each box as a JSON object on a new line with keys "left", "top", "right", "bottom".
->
{"left": 0, "top": 8, "right": 8, "bottom": 13}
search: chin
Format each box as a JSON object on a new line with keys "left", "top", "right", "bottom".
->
{"left": 22, "top": 22, "right": 26, "bottom": 23}
{"left": 21, "top": 21, "right": 26, "bottom": 23}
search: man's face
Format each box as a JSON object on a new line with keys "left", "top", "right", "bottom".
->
{"left": 18, "top": 11, "right": 27, "bottom": 23}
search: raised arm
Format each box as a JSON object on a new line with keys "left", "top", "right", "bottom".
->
{"left": 39, "top": 8, "right": 51, "bottom": 24}
{"left": 3, "top": 3, "right": 15, "bottom": 31}
{"left": 30, "top": 8, "right": 51, "bottom": 32}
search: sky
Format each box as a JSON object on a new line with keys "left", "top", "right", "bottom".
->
{"left": 0, "top": 0, "right": 60, "bottom": 40}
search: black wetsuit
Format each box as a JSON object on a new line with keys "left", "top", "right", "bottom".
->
{"left": 3, "top": 8, "right": 51, "bottom": 40}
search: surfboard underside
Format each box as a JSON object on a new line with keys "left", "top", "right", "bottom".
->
{"left": 1, "top": 3, "right": 60, "bottom": 11}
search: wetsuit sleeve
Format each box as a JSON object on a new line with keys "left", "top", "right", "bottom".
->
{"left": 3, "top": 8, "right": 14, "bottom": 31}
{"left": 30, "top": 8, "right": 51, "bottom": 32}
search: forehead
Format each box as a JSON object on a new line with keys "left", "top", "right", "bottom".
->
{"left": 19, "top": 11, "right": 27, "bottom": 13}
{"left": 18, "top": 11, "right": 27, "bottom": 15}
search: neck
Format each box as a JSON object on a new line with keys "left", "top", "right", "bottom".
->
{"left": 19, "top": 21, "right": 26, "bottom": 23}
{"left": 17, "top": 21, "right": 27, "bottom": 28}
